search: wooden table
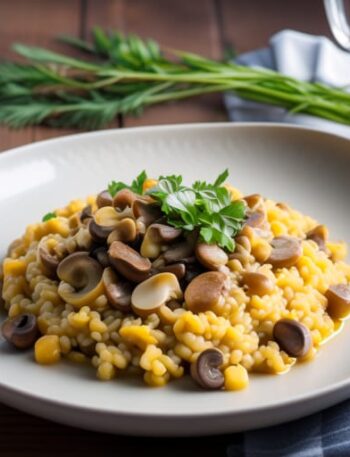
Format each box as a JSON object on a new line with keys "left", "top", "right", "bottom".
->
{"left": 0, "top": 1, "right": 330, "bottom": 454}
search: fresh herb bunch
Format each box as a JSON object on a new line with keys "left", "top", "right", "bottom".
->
{"left": 109, "top": 170, "right": 246, "bottom": 251}
{"left": 1, "top": 27, "right": 350, "bottom": 129}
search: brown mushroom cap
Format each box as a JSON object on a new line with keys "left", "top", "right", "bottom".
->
{"left": 2, "top": 314, "right": 39, "bottom": 350}
{"left": 132, "top": 200, "right": 162, "bottom": 226}
{"left": 195, "top": 243, "right": 228, "bottom": 270}
{"left": 306, "top": 225, "right": 329, "bottom": 254}
{"left": 240, "top": 272, "right": 274, "bottom": 296}
{"left": 141, "top": 224, "right": 182, "bottom": 259}
{"left": 38, "top": 242, "right": 59, "bottom": 279}
{"left": 158, "top": 263, "right": 186, "bottom": 280}
{"left": 57, "top": 252, "right": 104, "bottom": 307}
{"left": 107, "top": 218, "right": 137, "bottom": 245}
{"left": 184, "top": 271, "right": 226, "bottom": 313}
{"left": 163, "top": 241, "right": 195, "bottom": 265}
{"left": 108, "top": 240, "right": 152, "bottom": 283}
{"left": 244, "top": 194, "right": 262, "bottom": 209}
{"left": 96, "top": 190, "right": 113, "bottom": 208}
{"left": 326, "top": 284, "right": 350, "bottom": 319}
{"left": 102, "top": 267, "right": 132, "bottom": 312}
{"left": 80, "top": 205, "right": 92, "bottom": 223}
{"left": 190, "top": 348, "right": 224, "bottom": 390}
{"left": 273, "top": 318, "right": 311, "bottom": 357}
{"left": 89, "top": 206, "right": 126, "bottom": 242}
{"left": 268, "top": 236, "right": 302, "bottom": 268}
{"left": 245, "top": 211, "right": 266, "bottom": 228}
{"left": 113, "top": 188, "right": 138, "bottom": 210}
{"left": 91, "top": 246, "right": 110, "bottom": 268}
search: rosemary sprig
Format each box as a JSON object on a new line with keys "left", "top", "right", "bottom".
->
{"left": 0, "top": 27, "right": 349, "bottom": 129}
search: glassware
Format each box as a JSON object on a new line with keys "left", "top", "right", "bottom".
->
{"left": 324, "top": 0, "right": 350, "bottom": 50}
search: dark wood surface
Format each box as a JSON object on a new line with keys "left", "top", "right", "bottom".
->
{"left": 0, "top": 1, "right": 331, "bottom": 455}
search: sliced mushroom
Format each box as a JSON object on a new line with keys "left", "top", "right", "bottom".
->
{"left": 38, "top": 241, "right": 60, "bottom": 279}
{"left": 326, "top": 284, "right": 350, "bottom": 319}
{"left": 245, "top": 211, "right": 266, "bottom": 228}
{"left": 113, "top": 188, "right": 137, "bottom": 210}
{"left": 80, "top": 205, "right": 92, "bottom": 223}
{"left": 96, "top": 190, "right": 113, "bottom": 208}
{"left": 273, "top": 319, "right": 311, "bottom": 357}
{"left": 89, "top": 206, "right": 125, "bottom": 242}
{"left": 2, "top": 314, "right": 39, "bottom": 349}
{"left": 131, "top": 272, "right": 183, "bottom": 317}
{"left": 91, "top": 246, "right": 110, "bottom": 268}
{"left": 163, "top": 241, "right": 194, "bottom": 265}
{"left": 240, "top": 272, "right": 274, "bottom": 296}
{"left": 57, "top": 252, "right": 104, "bottom": 308}
{"left": 141, "top": 224, "right": 182, "bottom": 259}
{"left": 267, "top": 236, "right": 302, "bottom": 268}
{"left": 190, "top": 349, "right": 224, "bottom": 390}
{"left": 185, "top": 271, "right": 226, "bottom": 313}
{"left": 195, "top": 243, "right": 228, "bottom": 270}
{"left": 108, "top": 240, "right": 152, "bottom": 283}
{"left": 132, "top": 200, "right": 162, "bottom": 226}
{"left": 306, "top": 225, "right": 329, "bottom": 254}
{"left": 158, "top": 263, "right": 186, "bottom": 280}
{"left": 244, "top": 194, "right": 262, "bottom": 209}
{"left": 102, "top": 267, "right": 132, "bottom": 312}
{"left": 107, "top": 218, "right": 137, "bottom": 245}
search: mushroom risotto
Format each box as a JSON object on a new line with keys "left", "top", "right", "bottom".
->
{"left": 1, "top": 170, "right": 350, "bottom": 391}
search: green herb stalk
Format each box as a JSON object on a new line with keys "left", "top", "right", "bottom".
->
{"left": 1, "top": 27, "right": 350, "bottom": 129}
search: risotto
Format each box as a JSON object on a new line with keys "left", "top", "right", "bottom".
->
{"left": 1, "top": 171, "right": 350, "bottom": 392}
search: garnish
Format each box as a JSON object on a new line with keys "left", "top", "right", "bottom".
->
{"left": 108, "top": 170, "right": 148, "bottom": 197}
{"left": 109, "top": 169, "right": 246, "bottom": 252}
{"left": 42, "top": 212, "right": 56, "bottom": 222}
{"left": 148, "top": 169, "right": 245, "bottom": 251}
{"left": 0, "top": 28, "right": 350, "bottom": 129}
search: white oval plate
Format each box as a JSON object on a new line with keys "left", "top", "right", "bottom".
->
{"left": 1, "top": 123, "right": 350, "bottom": 436}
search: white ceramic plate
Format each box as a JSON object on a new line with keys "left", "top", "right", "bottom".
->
{"left": 1, "top": 123, "right": 350, "bottom": 436}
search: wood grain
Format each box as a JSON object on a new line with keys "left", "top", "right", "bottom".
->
{"left": 220, "top": 0, "right": 331, "bottom": 53}
{"left": 0, "top": 0, "right": 83, "bottom": 151}
{"left": 121, "top": 0, "right": 227, "bottom": 126}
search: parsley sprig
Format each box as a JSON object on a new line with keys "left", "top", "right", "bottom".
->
{"left": 147, "top": 169, "right": 245, "bottom": 251}
{"left": 108, "top": 170, "right": 148, "bottom": 196}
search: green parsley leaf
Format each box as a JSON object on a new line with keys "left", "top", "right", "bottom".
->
{"left": 148, "top": 169, "right": 246, "bottom": 252}
{"left": 42, "top": 211, "right": 56, "bottom": 222}
{"left": 213, "top": 168, "right": 229, "bottom": 187}
{"left": 130, "top": 170, "right": 148, "bottom": 194}
{"left": 108, "top": 180, "right": 128, "bottom": 197}
{"left": 108, "top": 170, "right": 148, "bottom": 197}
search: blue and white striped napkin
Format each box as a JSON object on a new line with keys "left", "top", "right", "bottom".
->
{"left": 225, "top": 29, "right": 350, "bottom": 139}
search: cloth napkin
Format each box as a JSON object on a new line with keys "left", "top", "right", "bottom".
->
{"left": 225, "top": 30, "right": 350, "bottom": 457}
{"left": 225, "top": 29, "right": 350, "bottom": 138}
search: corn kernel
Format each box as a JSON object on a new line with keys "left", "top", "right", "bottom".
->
{"left": 89, "top": 319, "right": 108, "bottom": 333}
{"left": 97, "top": 362, "right": 116, "bottom": 380}
{"left": 224, "top": 184, "right": 243, "bottom": 201}
{"left": 224, "top": 364, "right": 249, "bottom": 391}
{"left": 142, "top": 178, "right": 158, "bottom": 193}
{"left": 35, "top": 335, "right": 61, "bottom": 365}
{"left": 68, "top": 311, "right": 90, "bottom": 328}
{"left": 3, "top": 259, "right": 27, "bottom": 277}
{"left": 119, "top": 325, "right": 157, "bottom": 350}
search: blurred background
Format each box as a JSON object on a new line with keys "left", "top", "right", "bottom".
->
{"left": 0, "top": 0, "right": 332, "bottom": 151}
